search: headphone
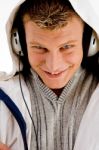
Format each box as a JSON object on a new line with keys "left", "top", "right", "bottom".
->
{"left": 11, "top": 28, "right": 99, "bottom": 57}
{"left": 88, "top": 31, "right": 99, "bottom": 56}
{"left": 11, "top": 29, "right": 24, "bottom": 56}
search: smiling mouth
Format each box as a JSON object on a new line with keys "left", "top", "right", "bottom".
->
{"left": 44, "top": 70, "right": 66, "bottom": 78}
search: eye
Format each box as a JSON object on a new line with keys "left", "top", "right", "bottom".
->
{"left": 60, "top": 44, "right": 74, "bottom": 52}
{"left": 62, "top": 44, "right": 73, "bottom": 49}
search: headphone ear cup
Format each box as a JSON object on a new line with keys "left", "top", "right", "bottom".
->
{"left": 88, "top": 31, "right": 99, "bottom": 56}
{"left": 11, "top": 29, "right": 24, "bottom": 56}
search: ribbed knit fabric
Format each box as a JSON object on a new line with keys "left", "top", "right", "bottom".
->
{"left": 26, "top": 67, "right": 98, "bottom": 150}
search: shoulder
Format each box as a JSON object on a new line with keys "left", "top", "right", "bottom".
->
{"left": 0, "top": 73, "right": 25, "bottom": 89}
{"left": 76, "top": 67, "right": 99, "bottom": 98}
{"left": 78, "top": 67, "right": 98, "bottom": 82}
{"left": 0, "top": 73, "right": 31, "bottom": 116}
{"left": 0, "top": 74, "right": 28, "bottom": 99}
{"left": 73, "top": 67, "right": 99, "bottom": 97}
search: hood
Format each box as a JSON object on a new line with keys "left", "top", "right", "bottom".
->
{"left": 0, "top": 0, "right": 99, "bottom": 80}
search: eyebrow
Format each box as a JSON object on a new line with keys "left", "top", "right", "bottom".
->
{"left": 59, "top": 40, "right": 77, "bottom": 47}
{"left": 29, "top": 41, "right": 45, "bottom": 47}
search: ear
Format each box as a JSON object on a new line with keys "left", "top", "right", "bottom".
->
{"left": 88, "top": 31, "right": 99, "bottom": 56}
{"left": 11, "top": 29, "right": 24, "bottom": 56}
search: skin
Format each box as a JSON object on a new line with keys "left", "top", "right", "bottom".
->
{"left": 0, "top": 143, "right": 10, "bottom": 150}
{"left": 24, "top": 14, "right": 84, "bottom": 93}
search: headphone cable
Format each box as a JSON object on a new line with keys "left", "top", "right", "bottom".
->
{"left": 18, "top": 53, "right": 39, "bottom": 149}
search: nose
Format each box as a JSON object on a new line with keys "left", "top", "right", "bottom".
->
{"left": 45, "top": 51, "right": 64, "bottom": 73}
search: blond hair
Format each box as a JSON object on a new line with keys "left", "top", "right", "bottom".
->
{"left": 19, "top": 0, "right": 78, "bottom": 30}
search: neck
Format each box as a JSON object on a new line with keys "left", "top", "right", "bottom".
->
{"left": 52, "top": 88, "right": 64, "bottom": 97}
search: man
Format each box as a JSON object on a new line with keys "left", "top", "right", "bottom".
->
{"left": 0, "top": 0, "right": 99, "bottom": 150}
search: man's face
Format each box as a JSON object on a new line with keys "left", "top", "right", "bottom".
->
{"left": 24, "top": 15, "right": 84, "bottom": 89}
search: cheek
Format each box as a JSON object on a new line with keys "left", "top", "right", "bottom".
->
{"left": 28, "top": 52, "right": 45, "bottom": 67}
{"left": 63, "top": 50, "right": 83, "bottom": 64}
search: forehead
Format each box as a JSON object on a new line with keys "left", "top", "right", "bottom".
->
{"left": 24, "top": 14, "right": 84, "bottom": 42}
